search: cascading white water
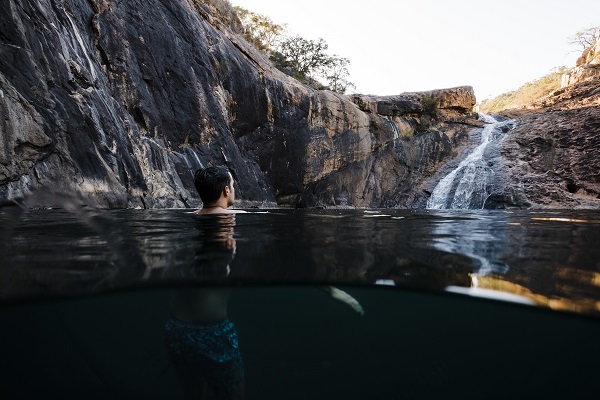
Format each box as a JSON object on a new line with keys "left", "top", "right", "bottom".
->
{"left": 426, "top": 114, "right": 515, "bottom": 209}
{"left": 387, "top": 118, "right": 400, "bottom": 140}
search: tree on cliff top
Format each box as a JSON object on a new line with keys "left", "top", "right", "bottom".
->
{"left": 275, "top": 36, "right": 331, "bottom": 77}
{"left": 233, "top": 6, "right": 286, "bottom": 50}
{"left": 321, "top": 56, "right": 356, "bottom": 94}
{"left": 232, "top": 7, "right": 355, "bottom": 94}
{"left": 569, "top": 26, "right": 600, "bottom": 66}
{"left": 270, "top": 35, "right": 355, "bottom": 94}
{"left": 569, "top": 27, "right": 599, "bottom": 52}
{"left": 194, "top": 0, "right": 244, "bottom": 32}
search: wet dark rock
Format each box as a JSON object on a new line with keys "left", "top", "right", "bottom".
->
{"left": 493, "top": 105, "right": 600, "bottom": 209}
{"left": 0, "top": 0, "right": 477, "bottom": 209}
{"left": 475, "top": 71, "right": 600, "bottom": 210}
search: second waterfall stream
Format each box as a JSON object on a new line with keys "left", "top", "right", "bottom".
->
{"left": 427, "top": 114, "right": 516, "bottom": 209}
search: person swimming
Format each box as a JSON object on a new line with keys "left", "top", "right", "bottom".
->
{"left": 192, "top": 166, "right": 246, "bottom": 216}
{"left": 165, "top": 166, "right": 245, "bottom": 399}
{"left": 164, "top": 165, "right": 364, "bottom": 399}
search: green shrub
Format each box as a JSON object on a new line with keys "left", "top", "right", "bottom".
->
{"left": 370, "top": 118, "right": 381, "bottom": 131}
{"left": 422, "top": 94, "right": 438, "bottom": 117}
{"left": 401, "top": 128, "right": 414, "bottom": 138}
{"left": 194, "top": 0, "right": 244, "bottom": 33}
{"left": 415, "top": 94, "right": 438, "bottom": 132}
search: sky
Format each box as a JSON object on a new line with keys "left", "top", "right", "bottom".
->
{"left": 229, "top": 0, "right": 600, "bottom": 101}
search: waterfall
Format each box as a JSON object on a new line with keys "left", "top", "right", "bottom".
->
{"left": 426, "top": 114, "right": 515, "bottom": 209}
{"left": 387, "top": 118, "right": 400, "bottom": 140}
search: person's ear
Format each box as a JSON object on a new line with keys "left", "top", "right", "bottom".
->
{"left": 224, "top": 185, "right": 230, "bottom": 196}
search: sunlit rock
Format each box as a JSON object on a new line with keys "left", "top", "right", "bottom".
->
{"left": 0, "top": 0, "right": 490, "bottom": 209}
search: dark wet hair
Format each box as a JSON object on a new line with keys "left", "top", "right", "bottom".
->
{"left": 194, "top": 166, "right": 232, "bottom": 205}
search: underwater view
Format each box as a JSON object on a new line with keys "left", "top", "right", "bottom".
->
{"left": 1, "top": 208, "right": 600, "bottom": 399}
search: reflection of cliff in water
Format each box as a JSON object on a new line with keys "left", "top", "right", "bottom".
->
{"left": 282, "top": 210, "right": 600, "bottom": 315}
{"left": 1, "top": 209, "right": 600, "bottom": 316}
{"left": 490, "top": 214, "right": 600, "bottom": 314}
{"left": 436, "top": 211, "right": 600, "bottom": 314}
{"left": 233, "top": 210, "right": 475, "bottom": 290}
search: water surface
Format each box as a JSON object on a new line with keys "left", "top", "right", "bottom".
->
{"left": 2, "top": 207, "right": 600, "bottom": 398}
{"left": 1, "top": 207, "right": 600, "bottom": 316}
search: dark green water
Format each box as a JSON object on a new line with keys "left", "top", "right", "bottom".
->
{"left": 2, "top": 287, "right": 600, "bottom": 399}
{"left": 1, "top": 208, "right": 600, "bottom": 398}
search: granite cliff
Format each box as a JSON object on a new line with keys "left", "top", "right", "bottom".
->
{"left": 485, "top": 59, "right": 600, "bottom": 209}
{"left": 0, "top": 0, "right": 477, "bottom": 209}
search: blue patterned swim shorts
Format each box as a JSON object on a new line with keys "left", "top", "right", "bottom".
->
{"left": 164, "top": 318, "right": 244, "bottom": 388}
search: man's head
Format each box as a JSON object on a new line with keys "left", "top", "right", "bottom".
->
{"left": 194, "top": 166, "right": 235, "bottom": 207}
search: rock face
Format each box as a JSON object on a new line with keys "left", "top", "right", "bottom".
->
{"left": 299, "top": 88, "right": 479, "bottom": 208}
{"left": 498, "top": 107, "right": 600, "bottom": 208}
{"left": 482, "top": 79, "right": 600, "bottom": 209}
{"left": 0, "top": 0, "right": 477, "bottom": 209}
{"left": 1, "top": 0, "right": 277, "bottom": 208}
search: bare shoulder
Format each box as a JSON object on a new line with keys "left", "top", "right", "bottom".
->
{"left": 193, "top": 208, "right": 247, "bottom": 215}
{"left": 213, "top": 208, "right": 247, "bottom": 214}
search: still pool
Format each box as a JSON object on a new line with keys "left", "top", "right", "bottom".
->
{"left": 1, "top": 207, "right": 600, "bottom": 398}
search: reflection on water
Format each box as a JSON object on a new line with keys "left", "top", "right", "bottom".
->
{"left": 1, "top": 208, "right": 600, "bottom": 318}
{"left": 429, "top": 211, "right": 510, "bottom": 276}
